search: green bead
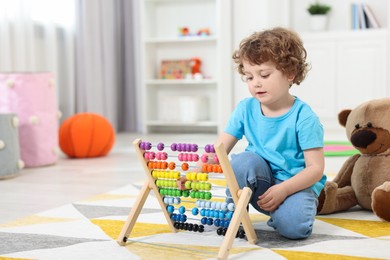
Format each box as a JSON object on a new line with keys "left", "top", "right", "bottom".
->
{"left": 183, "top": 190, "right": 189, "bottom": 197}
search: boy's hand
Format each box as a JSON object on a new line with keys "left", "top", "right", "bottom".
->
{"left": 257, "top": 184, "right": 288, "bottom": 212}
{"left": 176, "top": 177, "right": 188, "bottom": 190}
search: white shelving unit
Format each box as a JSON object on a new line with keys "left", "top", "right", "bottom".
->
{"left": 139, "top": 0, "right": 232, "bottom": 133}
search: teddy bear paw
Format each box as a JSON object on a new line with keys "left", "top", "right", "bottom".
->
{"left": 317, "top": 181, "right": 338, "bottom": 214}
{"left": 372, "top": 182, "right": 390, "bottom": 222}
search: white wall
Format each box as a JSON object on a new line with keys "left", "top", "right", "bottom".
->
{"left": 231, "top": 0, "right": 290, "bottom": 106}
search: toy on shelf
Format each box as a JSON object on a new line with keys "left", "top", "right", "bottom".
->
{"left": 178, "top": 27, "right": 190, "bottom": 37}
{"left": 197, "top": 28, "right": 211, "bottom": 36}
{"left": 160, "top": 57, "right": 203, "bottom": 80}
{"left": 178, "top": 27, "right": 211, "bottom": 37}
{"left": 191, "top": 57, "right": 203, "bottom": 80}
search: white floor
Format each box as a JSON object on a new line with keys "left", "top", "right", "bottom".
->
{"left": 0, "top": 131, "right": 348, "bottom": 224}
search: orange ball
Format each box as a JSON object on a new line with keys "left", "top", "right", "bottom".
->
{"left": 59, "top": 113, "right": 115, "bottom": 158}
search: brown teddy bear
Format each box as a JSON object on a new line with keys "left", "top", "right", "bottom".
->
{"left": 317, "top": 98, "right": 390, "bottom": 221}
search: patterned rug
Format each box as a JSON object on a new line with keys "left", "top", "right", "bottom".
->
{"left": 1, "top": 180, "right": 389, "bottom": 260}
{"left": 324, "top": 141, "right": 359, "bottom": 157}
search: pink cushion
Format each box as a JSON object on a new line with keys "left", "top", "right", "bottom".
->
{"left": 0, "top": 73, "right": 59, "bottom": 167}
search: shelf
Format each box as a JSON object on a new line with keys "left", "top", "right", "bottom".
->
{"left": 301, "top": 28, "right": 388, "bottom": 40}
{"left": 145, "top": 79, "right": 217, "bottom": 85}
{"left": 144, "top": 36, "right": 217, "bottom": 44}
{"left": 140, "top": 0, "right": 232, "bottom": 133}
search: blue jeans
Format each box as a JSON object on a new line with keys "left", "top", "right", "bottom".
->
{"left": 226, "top": 151, "right": 318, "bottom": 239}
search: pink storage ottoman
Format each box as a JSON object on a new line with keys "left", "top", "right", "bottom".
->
{"left": 0, "top": 73, "right": 59, "bottom": 167}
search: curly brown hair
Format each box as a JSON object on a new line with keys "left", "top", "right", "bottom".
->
{"left": 232, "top": 27, "right": 309, "bottom": 85}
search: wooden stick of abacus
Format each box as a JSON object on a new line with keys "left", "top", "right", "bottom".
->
{"left": 117, "top": 139, "right": 176, "bottom": 245}
{"left": 214, "top": 142, "right": 258, "bottom": 259}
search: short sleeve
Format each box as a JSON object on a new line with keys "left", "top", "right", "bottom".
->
{"left": 224, "top": 100, "right": 246, "bottom": 140}
{"left": 297, "top": 115, "right": 324, "bottom": 150}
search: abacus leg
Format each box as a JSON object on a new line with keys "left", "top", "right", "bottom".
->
{"left": 217, "top": 187, "right": 252, "bottom": 260}
{"left": 214, "top": 142, "right": 258, "bottom": 247}
{"left": 117, "top": 180, "right": 152, "bottom": 245}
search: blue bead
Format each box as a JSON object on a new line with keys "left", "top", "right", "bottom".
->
{"left": 200, "top": 208, "right": 206, "bottom": 216}
{"left": 192, "top": 207, "right": 199, "bottom": 216}
{"left": 167, "top": 205, "right": 174, "bottom": 213}
{"left": 201, "top": 217, "right": 207, "bottom": 225}
{"left": 179, "top": 206, "right": 186, "bottom": 214}
{"left": 207, "top": 217, "right": 214, "bottom": 226}
{"left": 214, "top": 218, "right": 220, "bottom": 227}
{"left": 226, "top": 211, "right": 233, "bottom": 219}
{"left": 224, "top": 220, "right": 230, "bottom": 228}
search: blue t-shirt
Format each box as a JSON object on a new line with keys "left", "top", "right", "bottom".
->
{"left": 224, "top": 97, "right": 326, "bottom": 196}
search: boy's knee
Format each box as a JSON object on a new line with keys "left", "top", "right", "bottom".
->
{"left": 231, "top": 152, "right": 264, "bottom": 170}
{"left": 277, "top": 221, "right": 313, "bottom": 239}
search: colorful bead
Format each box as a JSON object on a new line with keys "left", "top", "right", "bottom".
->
{"left": 167, "top": 205, "right": 174, "bottom": 213}
{"left": 192, "top": 207, "right": 199, "bottom": 216}
{"left": 181, "top": 163, "right": 189, "bottom": 171}
{"left": 157, "top": 142, "right": 164, "bottom": 151}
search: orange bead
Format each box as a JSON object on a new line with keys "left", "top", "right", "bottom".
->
{"left": 162, "top": 161, "right": 168, "bottom": 169}
{"left": 202, "top": 164, "right": 208, "bottom": 172}
{"left": 181, "top": 163, "right": 189, "bottom": 171}
{"left": 168, "top": 162, "right": 176, "bottom": 170}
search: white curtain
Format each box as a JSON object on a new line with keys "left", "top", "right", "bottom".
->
{"left": 75, "top": 0, "right": 139, "bottom": 132}
{"left": 0, "top": 0, "right": 76, "bottom": 120}
{"left": 0, "top": 0, "right": 139, "bottom": 132}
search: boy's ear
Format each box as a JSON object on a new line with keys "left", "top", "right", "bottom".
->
{"left": 288, "top": 74, "right": 295, "bottom": 81}
{"left": 288, "top": 74, "right": 295, "bottom": 84}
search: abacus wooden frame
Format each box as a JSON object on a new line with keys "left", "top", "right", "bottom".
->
{"left": 117, "top": 138, "right": 258, "bottom": 260}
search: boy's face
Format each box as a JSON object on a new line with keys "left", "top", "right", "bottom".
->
{"left": 242, "top": 60, "right": 293, "bottom": 106}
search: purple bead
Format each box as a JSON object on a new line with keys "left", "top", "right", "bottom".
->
{"left": 191, "top": 144, "right": 198, "bottom": 152}
{"left": 171, "top": 143, "right": 177, "bottom": 151}
{"left": 185, "top": 144, "right": 191, "bottom": 152}
{"left": 209, "top": 145, "right": 215, "bottom": 153}
{"left": 145, "top": 142, "right": 152, "bottom": 150}
{"left": 157, "top": 142, "right": 164, "bottom": 151}
{"left": 140, "top": 142, "right": 145, "bottom": 150}
{"left": 205, "top": 144, "right": 211, "bottom": 153}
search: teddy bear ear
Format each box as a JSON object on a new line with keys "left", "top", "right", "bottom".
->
{"left": 338, "top": 109, "right": 352, "bottom": 127}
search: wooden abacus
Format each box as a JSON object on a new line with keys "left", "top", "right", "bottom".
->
{"left": 117, "top": 138, "right": 257, "bottom": 260}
